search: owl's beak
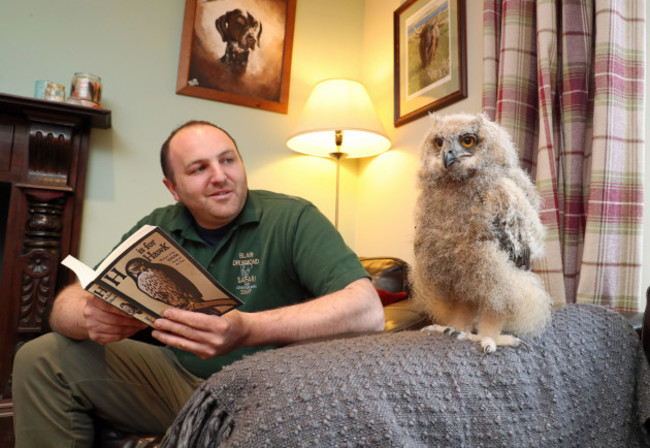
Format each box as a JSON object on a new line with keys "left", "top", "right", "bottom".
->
{"left": 443, "top": 149, "right": 458, "bottom": 169}
{"left": 443, "top": 140, "right": 469, "bottom": 169}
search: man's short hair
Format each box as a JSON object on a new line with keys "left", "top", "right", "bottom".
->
{"left": 160, "top": 120, "right": 240, "bottom": 183}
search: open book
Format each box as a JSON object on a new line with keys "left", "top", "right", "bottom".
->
{"left": 62, "top": 225, "right": 242, "bottom": 327}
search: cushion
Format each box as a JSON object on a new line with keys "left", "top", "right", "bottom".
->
{"left": 376, "top": 288, "right": 408, "bottom": 307}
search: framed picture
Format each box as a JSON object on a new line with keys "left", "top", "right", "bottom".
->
{"left": 176, "top": 0, "right": 296, "bottom": 114}
{"left": 393, "top": 0, "right": 467, "bottom": 127}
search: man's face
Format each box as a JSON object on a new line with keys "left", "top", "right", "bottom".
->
{"left": 163, "top": 125, "right": 248, "bottom": 229}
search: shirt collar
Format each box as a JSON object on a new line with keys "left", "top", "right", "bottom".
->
{"left": 167, "top": 190, "right": 261, "bottom": 242}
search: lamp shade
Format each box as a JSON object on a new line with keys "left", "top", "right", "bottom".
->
{"left": 287, "top": 79, "right": 391, "bottom": 158}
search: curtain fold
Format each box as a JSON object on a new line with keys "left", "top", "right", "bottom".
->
{"left": 483, "top": 0, "right": 645, "bottom": 311}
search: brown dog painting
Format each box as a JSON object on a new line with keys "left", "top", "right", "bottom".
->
{"left": 215, "top": 9, "right": 263, "bottom": 75}
{"left": 184, "top": 0, "right": 291, "bottom": 105}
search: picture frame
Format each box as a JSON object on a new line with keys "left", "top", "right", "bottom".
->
{"left": 393, "top": 0, "right": 467, "bottom": 127}
{"left": 176, "top": 0, "right": 296, "bottom": 114}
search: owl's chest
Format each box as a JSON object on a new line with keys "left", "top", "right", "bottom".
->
{"left": 429, "top": 185, "right": 494, "bottom": 215}
{"left": 420, "top": 184, "right": 504, "bottom": 238}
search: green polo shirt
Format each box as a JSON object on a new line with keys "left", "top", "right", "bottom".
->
{"left": 113, "top": 190, "right": 369, "bottom": 378}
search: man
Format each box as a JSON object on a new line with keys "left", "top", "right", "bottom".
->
{"left": 12, "top": 121, "right": 384, "bottom": 446}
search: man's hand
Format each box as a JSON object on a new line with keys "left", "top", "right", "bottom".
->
{"left": 49, "top": 283, "right": 147, "bottom": 343}
{"left": 152, "top": 308, "right": 248, "bottom": 359}
{"left": 83, "top": 296, "right": 148, "bottom": 344}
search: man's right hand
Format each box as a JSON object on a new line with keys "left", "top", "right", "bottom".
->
{"left": 83, "top": 295, "right": 148, "bottom": 344}
{"left": 49, "top": 283, "right": 147, "bottom": 343}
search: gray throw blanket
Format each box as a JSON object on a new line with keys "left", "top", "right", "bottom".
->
{"left": 163, "top": 304, "right": 650, "bottom": 447}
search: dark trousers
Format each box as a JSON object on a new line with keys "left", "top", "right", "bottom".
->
{"left": 12, "top": 332, "right": 203, "bottom": 447}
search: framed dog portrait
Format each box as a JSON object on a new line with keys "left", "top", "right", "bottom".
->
{"left": 393, "top": 0, "right": 467, "bottom": 127}
{"left": 176, "top": 0, "right": 296, "bottom": 113}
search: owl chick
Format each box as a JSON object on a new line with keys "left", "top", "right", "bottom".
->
{"left": 125, "top": 257, "right": 202, "bottom": 311}
{"left": 411, "top": 113, "right": 552, "bottom": 353}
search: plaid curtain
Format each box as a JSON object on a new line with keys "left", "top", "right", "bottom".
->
{"left": 483, "top": 0, "right": 645, "bottom": 311}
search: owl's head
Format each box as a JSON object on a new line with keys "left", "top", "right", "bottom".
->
{"left": 420, "top": 113, "right": 519, "bottom": 182}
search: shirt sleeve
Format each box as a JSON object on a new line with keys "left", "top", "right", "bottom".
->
{"left": 290, "top": 204, "right": 370, "bottom": 297}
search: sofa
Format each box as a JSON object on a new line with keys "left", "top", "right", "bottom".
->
{"left": 99, "top": 257, "right": 650, "bottom": 447}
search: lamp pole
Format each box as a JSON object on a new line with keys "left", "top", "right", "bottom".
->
{"left": 330, "top": 130, "right": 348, "bottom": 229}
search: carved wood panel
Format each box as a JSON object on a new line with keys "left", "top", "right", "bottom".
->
{"left": 0, "top": 124, "right": 13, "bottom": 172}
{"left": 0, "top": 93, "right": 110, "bottom": 447}
{"left": 17, "top": 190, "right": 66, "bottom": 331}
{"left": 27, "top": 124, "right": 73, "bottom": 186}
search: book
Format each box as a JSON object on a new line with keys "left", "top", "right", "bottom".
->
{"left": 61, "top": 225, "right": 242, "bottom": 327}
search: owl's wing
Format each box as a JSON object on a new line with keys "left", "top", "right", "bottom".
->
{"left": 490, "top": 175, "right": 546, "bottom": 270}
{"left": 493, "top": 216, "right": 530, "bottom": 270}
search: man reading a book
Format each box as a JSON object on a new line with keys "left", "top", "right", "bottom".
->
{"left": 12, "top": 121, "right": 385, "bottom": 447}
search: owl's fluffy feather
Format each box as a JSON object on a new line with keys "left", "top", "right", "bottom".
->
{"left": 410, "top": 113, "right": 552, "bottom": 352}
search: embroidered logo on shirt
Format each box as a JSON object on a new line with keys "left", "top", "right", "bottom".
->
{"left": 233, "top": 251, "right": 258, "bottom": 295}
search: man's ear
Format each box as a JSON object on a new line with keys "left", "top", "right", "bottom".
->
{"left": 162, "top": 177, "right": 181, "bottom": 202}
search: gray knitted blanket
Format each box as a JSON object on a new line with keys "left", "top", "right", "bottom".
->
{"left": 163, "top": 304, "right": 650, "bottom": 447}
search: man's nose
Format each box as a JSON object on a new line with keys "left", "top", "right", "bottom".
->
{"left": 208, "top": 163, "right": 227, "bottom": 183}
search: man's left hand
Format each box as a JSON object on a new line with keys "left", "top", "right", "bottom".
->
{"left": 152, "top": 308, "right": 248, "bottom": 359}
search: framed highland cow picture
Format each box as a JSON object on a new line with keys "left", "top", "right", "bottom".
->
{"left": 176, "top": 0, "right": 296, "bottom": 113}
{"left": 393, "top": 0, "right": 467, "bottom": 127}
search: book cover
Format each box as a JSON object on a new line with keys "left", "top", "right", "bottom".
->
{"left": 62, "top": 225, "right": 242, "bottom": 327}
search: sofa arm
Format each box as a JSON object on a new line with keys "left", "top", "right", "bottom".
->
{"left": 383, "top": 299, "right": 429, "bottom": 331}
{"left": 359, "top": 256, "right": 430, "bottom": 332}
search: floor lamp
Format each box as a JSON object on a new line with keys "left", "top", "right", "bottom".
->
{"left": 286, "top": 79, "right": 391, "bottom": 228}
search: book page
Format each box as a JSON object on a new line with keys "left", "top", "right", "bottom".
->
{"left": 61, "top": 255, "right": 98, "bottom": 288}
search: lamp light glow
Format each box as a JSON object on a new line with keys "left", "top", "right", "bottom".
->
{"left": 286, "top": 79, "right": 391, "bottom": 228}
{"left": 287, "top": 79, "right": 391, "bottom": 158}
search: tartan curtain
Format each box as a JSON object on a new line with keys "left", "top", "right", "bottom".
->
{"left": 483, "top": 0, "right": 645, "bottom": 311}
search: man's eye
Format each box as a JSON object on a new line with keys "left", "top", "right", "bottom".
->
{"left": 434, "top": 138, "right": 444, "bottom": 150}
{"left": 460, "top": 135, "right": 476, "bottom": 147}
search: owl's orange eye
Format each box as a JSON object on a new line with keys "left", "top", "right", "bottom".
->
{"left": 434, "top": 138, "right": 444, "bottom": 150}
{"left": 460, "top": 135, "right": 476, "bottom": 148}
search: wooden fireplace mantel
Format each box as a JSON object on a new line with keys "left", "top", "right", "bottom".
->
{"left": 0, "top": 92, "right": 111, "bottom": 446}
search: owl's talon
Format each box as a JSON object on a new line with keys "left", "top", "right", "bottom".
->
{"left": 421, "top": 324, "right": 451, "bottom": 334}
{"left": 495, "top": 334, "right": 525, "bottom": 349}
{"left": 443, "top": 326, "right": 457, "bottom": 336}
{"left": 481, "top": 337, "right": 497, "bottom": 353}
{"left": 517, "top": 338, "right": 530, "bottom": 351}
